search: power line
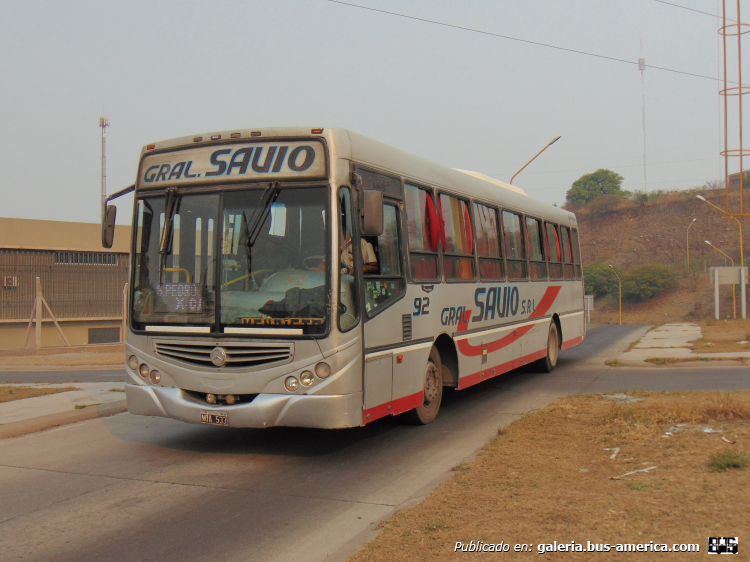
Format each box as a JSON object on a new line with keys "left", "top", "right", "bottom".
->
{"left": 654, "top": 0, "right": 744, "bottom": 24}
{"left": 326, "top": 0, "right": 744, "bottom": 85}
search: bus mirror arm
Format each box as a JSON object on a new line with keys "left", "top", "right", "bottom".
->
{"left": 101, "top": 184, "right": 135, "bottom": 249}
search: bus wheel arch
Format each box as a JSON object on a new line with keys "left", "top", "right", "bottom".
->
{"left": 434, "top": 333, "right": 458, "bottom": 388}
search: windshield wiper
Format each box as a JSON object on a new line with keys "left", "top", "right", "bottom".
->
{"left": 238, "top": 182, "right": 280, "bottom": 289}
{"left": 159, "top": 188, "right": 179, "bottom": 282}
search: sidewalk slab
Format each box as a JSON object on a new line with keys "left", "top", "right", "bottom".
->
{"left": 615, "top": 322, "right": 750, "bottom": 367}
{"left": 0, "top": 382, "right": 125, "bottom": 423}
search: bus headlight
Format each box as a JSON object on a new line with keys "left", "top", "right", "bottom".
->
{"left": 315, "top": 362, "right": 331, "bottom": 379}
{"left": 284, "top": 377, "right": 299, "bottom": 392}
{"left": 149, "top": 370, "right": 161, "bottom": 384}
{"left": 138, "top": 364, "right": 149, "bottom": 377}
{"left": 300, "top": 371, "right": 314, "bottom": 386}
{"left": 127, "top": 356, "right": 139, "bottom": 370}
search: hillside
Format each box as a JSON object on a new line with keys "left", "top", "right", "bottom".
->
{"left": 571, "top": 187, "right": 749, "bottom": 324}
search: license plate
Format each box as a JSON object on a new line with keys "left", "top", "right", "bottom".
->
{"left": 200, "top": 411, "right": 228, "bottom": 426}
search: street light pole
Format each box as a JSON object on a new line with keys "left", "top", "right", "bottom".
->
{"left": 686, "top": 218, "right": 697, "bottom": 271}
{"left": 510, "top": 135, "right": 561, "bottom": 185}
{"left": 609, "top": 264, "right": 622, "bottom": 325}
{"left": 705, "top": 240, "right": 737, "bottom": 319}
{"left": 696, "top": 195, "right": 744, "bottom": 267}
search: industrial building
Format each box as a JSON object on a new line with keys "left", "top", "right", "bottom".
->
{"left": 0, "top": 217, "right": 132, "bottom": 349}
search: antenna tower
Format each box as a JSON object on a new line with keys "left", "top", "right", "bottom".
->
{"left": 99, "top": 117, "right": 110, "bottom": 220}
{"left": 720, "top": 0, "right": 750, "bottom": 215}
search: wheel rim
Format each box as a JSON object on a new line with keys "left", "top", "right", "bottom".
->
{"left": 424, "top": 361, "right": 439, "bottom": 405}
{"left": 549, "top": 326, "right": 559, "bottom": 365}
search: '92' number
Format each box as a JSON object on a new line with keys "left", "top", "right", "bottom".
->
{"left": 413, "top": 297, "right": 430, "bottom": 316}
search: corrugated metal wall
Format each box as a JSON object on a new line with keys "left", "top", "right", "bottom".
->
{"left": 0, "top": 250, "right": 129, "bottom": 321}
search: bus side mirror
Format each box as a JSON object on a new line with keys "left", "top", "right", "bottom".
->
{"left": 361, "top": 190, "right": 384, "bottom": 237}
{"left": 102, "top": 205, "right": 117, "bottom": 249}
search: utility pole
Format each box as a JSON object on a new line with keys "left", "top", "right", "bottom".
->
{"left": 639, "top": 37, "right": 647, "bottom": 193}
{"left": 99, "top": 117, "right": 110, "bottom": 220}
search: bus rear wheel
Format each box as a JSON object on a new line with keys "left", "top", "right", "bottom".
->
{"left": 407, "top": 347, "right": 443, "bottom": 425}
{"left": 535, "top": 321, "right": 559, "bottom": 373}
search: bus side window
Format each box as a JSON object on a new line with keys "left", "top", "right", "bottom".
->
{"left": 501, "top": 210, "right": 527, "bottom": 280}
{"left": 545, "top": 223, "right": 563, "bottom": 279}
{"left": 525, "top": 216, "right": 547, "bottom": 280}
{"left": 570, "top": 228, "right": 582, "bottom": 279}
{"left": 439, "top": 194, "right": 475, "bottom": 281}
{"left": 404, "top": 184, "right": 440, "bottom": 280}
{"left": 364, "top": 204, "right": 405, "bottom": 315}
{"left": 473, "top": 202, "right": 503, "bottom": 280}
{"left": 338, "top": 187, "right": 359, "bottom": 332}
{"left": 560, "top": 226, "right": 576, "bottom": 279}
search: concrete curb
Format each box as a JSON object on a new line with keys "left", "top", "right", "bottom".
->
{"left": 0, "top": 400, "right": 127, "bottom": 440}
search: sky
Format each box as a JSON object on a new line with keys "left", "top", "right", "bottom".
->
{"left": 1, "top": 0, "right": 746, "bottom": 225}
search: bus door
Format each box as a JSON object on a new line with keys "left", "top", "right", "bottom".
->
{"left": 361, "top": 201, "right": 407, "bottom": 414}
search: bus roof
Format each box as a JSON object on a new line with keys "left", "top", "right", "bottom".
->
{"left": 141, "top": 126, "right": 576, "bottom": 226}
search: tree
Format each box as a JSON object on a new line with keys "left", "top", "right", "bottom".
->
{"left": 622, "top": 264, "right": 676, "bottom": 302}
{"left": 565, "top": 169, "right": 629, "bottom": 205}
{"left": 583, "top": 263, "right": 618, "bottom": 298}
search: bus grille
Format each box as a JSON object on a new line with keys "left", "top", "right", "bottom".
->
{"left": 154, "top": 340, "right": 293, "bottom": 369}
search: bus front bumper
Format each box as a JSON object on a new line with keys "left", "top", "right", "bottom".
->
{"left": 125, "top": 384, "right": 363, "bottom": 429}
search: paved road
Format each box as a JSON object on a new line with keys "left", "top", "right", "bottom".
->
{"left": 0, "top": 325, "right": 748, "bottom": 562}
{"left": 0, "top": 369, "right": 126, "bottom": 384}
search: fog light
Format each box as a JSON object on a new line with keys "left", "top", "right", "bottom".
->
{"left": 149, "top": 370, "right": 161, "bottom": 384}
{"left": 315, "top": 362, "right": 331, "bottom": 379}
{"left": 300, "top": 371, "right": 314, "bottom": 386}
{"left": 139, "top": 363, "right": 149, "bottom": 377}
{"left": 284, "top": 376, "right": 299, "bottom": 392}
{"left": 225, "top": 394, "right": 236, "bottom": 405}
{"left": 128, "top": 356, "right": 138, "bottom": 370}
{"left": 206, "top": 393, "right": 216, "bottom": 404}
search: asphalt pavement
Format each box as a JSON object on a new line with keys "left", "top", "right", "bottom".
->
{"left": 0, "top": 324, "right": 748, "bottom": 562}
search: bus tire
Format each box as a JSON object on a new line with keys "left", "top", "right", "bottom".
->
{"left": 406, "top": 347, "right": 443, "bottom": 425}
{"left": 535, "top": 321, "right": 559, "bottom": 373}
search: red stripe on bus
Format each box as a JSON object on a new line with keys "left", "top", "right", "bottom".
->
{"left": 362, "top": 391, "right": 423, "bottom": 425}
{"left": 561, "top": 334, "right": 584, "bottom": 350}
{"left": 456, "top": 286, "right": 561, "bottom": 357}
{"left": 458, "top": 348, "right": 547, "bottom": 390}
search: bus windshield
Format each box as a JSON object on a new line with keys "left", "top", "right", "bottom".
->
{"left": 131, "top": 186, "right": 328, "bottom": 335}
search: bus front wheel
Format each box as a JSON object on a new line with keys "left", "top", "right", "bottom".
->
{"left": 535, "top": 321, "right": 560, "bottom": 373}
{"left": 407, "top": 347, "right": 443, "bottom": 425}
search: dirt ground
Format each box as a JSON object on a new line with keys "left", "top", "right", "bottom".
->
{"left": 348, "top": 391, "right": 750, "bottom": 561}
{"left": 0, "top": 386, "right": 80, "bottom": 403}
{"left": 589, "top": 273, "right": 742, "bottom": 326}
{"left": 692, "top": 318, "right": 750, "bottom": 353}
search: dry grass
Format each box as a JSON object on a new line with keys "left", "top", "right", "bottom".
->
{"left": 0, "top": 386, "right": 80, "bottom": 403}
{"left": 348, "top": 391, "right": 750, "bottom": 562}
{"left": 644, "top": 356, "right": 748, "bottom": 366}
{"left": 690, "top": 318, "right": 750, "bottom": 353}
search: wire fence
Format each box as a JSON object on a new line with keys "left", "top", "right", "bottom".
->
{"left": 0, "top": 249, "right": 129, "bottom": 348}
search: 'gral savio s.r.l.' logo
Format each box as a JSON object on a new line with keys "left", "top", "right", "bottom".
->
{"left": 139, "top": 141, "right": 325, "bottom": 186}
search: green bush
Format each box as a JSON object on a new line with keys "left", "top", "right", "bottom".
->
{"left": 587, "top": 194, "right": 630, "bottom": 215}
{"left": 622, "top": 264, "right": 676, "bottom": 302}
{"left": 710, "top": 449, "right": 749, "bottom": 471}
{"left": 583, "top": 263, "right": 619, "bottom": 298}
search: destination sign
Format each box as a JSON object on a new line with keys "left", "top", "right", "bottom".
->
{"left": 138, "top": 140, "right": 326, "bottom": 187}
{"left": 154, "top": 283, "right": 204, "bottom": 314}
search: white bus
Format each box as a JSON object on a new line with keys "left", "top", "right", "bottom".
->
{"left": 103, "top": 127, "right": 585, "bottom": 428}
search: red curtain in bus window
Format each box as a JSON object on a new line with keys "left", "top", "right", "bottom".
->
{"left": 545, "top": 223, "right": 563, "bottom": 279}
{"left": 425, "top": 193, "right": 440, "bottom": 252}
